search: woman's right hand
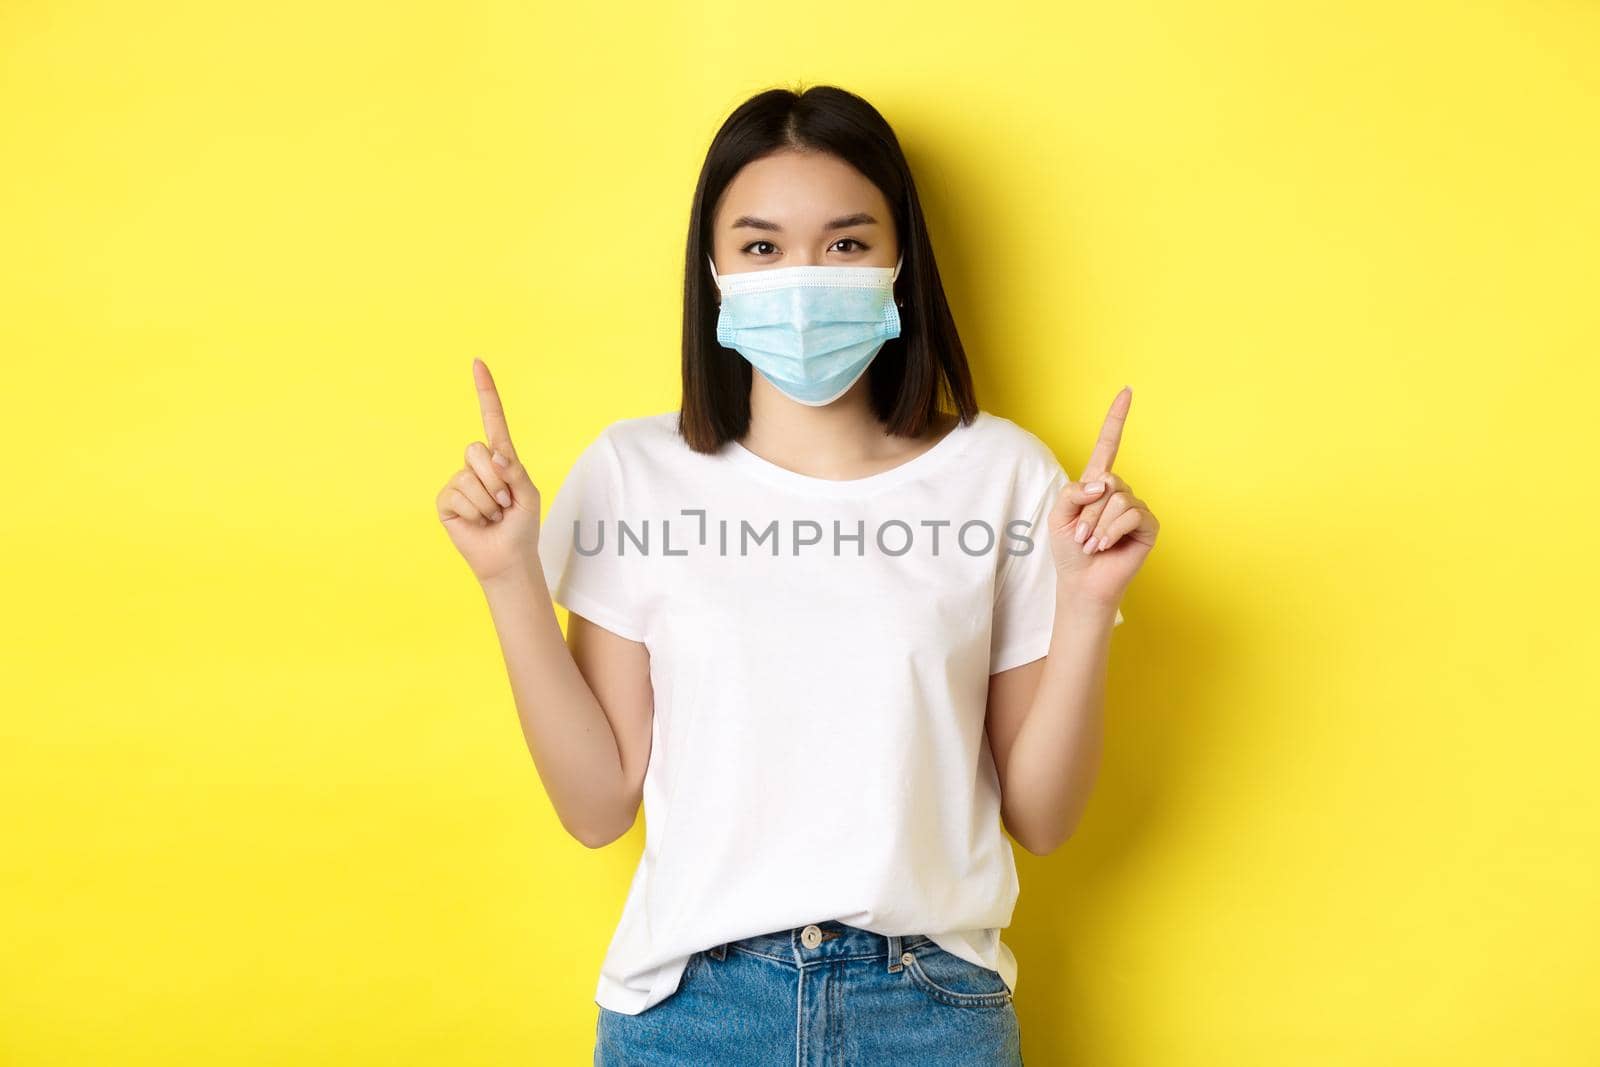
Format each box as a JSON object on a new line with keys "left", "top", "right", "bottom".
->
{"left": 435, "top": 358, "right": 543, "bottom": 585}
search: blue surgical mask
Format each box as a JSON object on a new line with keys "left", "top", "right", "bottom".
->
{"left": 708, "top": 253, "right": 904, "bottom": 406}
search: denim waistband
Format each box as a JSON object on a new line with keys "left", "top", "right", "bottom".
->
{"left": 707, "top": 919, "right": 933, "bottom": 967}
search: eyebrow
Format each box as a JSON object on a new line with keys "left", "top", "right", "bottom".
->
{"left": 729, "top": 212, "right": 881, "bottom": 232}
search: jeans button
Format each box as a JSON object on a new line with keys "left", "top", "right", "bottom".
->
{"left": 801, "top": 924, "right": 822, "bottom": 948}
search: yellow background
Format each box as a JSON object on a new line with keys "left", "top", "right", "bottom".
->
{"left": 3, "top": 1, "right": 1596, "bottom": 1063}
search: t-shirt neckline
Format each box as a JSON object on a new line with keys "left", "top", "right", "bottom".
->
{"left": 723, "top": 410, "right": 987, "bottom": 495}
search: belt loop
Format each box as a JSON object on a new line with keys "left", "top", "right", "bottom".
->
{"left": 710, "top": 941, "right": 727, "bottom": 961}
{"left": 887, "top": 934, "right": 903, "bottom": 973}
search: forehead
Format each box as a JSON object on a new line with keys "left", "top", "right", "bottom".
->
{"left": 714, "top": 149, "right": 890, "bottom": 228}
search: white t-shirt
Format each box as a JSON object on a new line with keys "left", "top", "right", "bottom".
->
{"left": 537, "top": 408, "right": 1123, "bottom": 1015}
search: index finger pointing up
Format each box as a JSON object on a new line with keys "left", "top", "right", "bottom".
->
{"left": 1080, "top": 386, "right": 1132, "bottom": 479}
{"left": 473, "top": 357, "right": 517, "bottom": 458}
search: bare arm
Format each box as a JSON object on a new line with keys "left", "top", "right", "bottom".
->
{"left": 985, "top": 386, "right": 1159, "bottom": 855}
{"left": 480, "top": 570, "right": 654, "bottom": 848}
{"left": 436, "top": 358, "right": 654, "bottom": 849}
{"left": 986, "top": 590, "right": 1118, "bottom": 855}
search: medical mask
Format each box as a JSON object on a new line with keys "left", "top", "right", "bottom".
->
{"left": 708, "top": 253, "right": 904, "bottom": 406}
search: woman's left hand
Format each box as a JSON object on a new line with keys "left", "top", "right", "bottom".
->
{"left": 1047, "top": 386, "right": 1159, "bottom": 607}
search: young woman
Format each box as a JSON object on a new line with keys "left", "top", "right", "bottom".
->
{"left": 435, "top": 84, "right": 1159, "bottom": 1065}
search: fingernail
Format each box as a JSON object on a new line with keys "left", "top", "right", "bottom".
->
{"left": 1085, "top": 482, "right": 1104, "bottom": 494}
{"left": 496, "top": 490, "right": 512, "bottom": 507}
{"left": 1082, "top": 535, "right": 1096, "bottom": 554}
{"left": 491, "top": 508, "right": 502, "bottom": 521}
{"left": 1096, "top": 536, "right": 1109, "bottom": 552}
{"left": 1075, "top": 521, "right": 1089, "bottom": 543}
{"left": 492, "top": 451, "right": 508, "bottom": 468}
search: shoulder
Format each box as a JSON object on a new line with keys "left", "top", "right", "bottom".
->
{"left": 582, "top": 409, "right": 688, "bottom": 463}
{"left": 585, "top": 411, "right": 701, "bottom": 494}
{"left": 588, "top": 410, "right": 684, "bottom": 457}
{"left": 550, "top": 412, "right": 681, "bottom": 493}
{"left": 968, "top": 410, "right": 1069, "bottom": 483}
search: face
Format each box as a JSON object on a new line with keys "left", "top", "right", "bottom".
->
{"left": 709, "top": 148, "right": 899, "bottom": 289}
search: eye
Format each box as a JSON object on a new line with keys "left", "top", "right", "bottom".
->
{"left": 740, "top": 240, "right": 778, "bottom": 256}
{"left": 832, "top": 238, "right": 867, "bottom": 253}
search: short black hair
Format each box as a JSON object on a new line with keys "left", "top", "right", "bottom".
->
{"left": 678, "top": 83, "right": 979, "bottom": 454}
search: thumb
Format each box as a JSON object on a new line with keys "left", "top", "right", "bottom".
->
{"left": 490, "top": 447, "right": 539, "bottom": 507}
{"left": 1047, "top": 477, "right": 1105, "bottom": 531}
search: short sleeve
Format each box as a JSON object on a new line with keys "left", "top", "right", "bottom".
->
{"left": 989, "top": 463, "right": 1124, "bottom": 674}
{"left": 536, "top": 430, "right": 646, "bottom": 642}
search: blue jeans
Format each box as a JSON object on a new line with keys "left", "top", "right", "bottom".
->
{"left": 594, "top": 919, "right": 1023, "bottom": 1065}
